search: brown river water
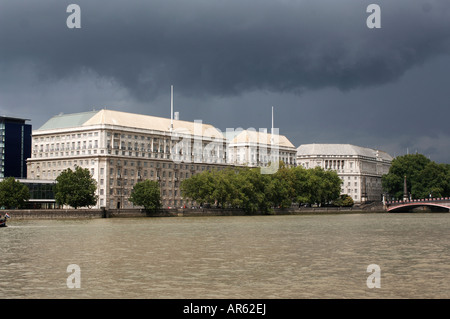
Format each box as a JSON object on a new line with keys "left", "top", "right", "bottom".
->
{"left": 1, "top": 213, "right": 449, "bottom": 299}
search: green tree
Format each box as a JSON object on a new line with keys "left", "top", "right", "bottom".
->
{"left": 382, "top": 153, "right": 430, "bottom": 199}
{"left": 220, "top": 168, "right": 247, "bottom": 209}
{"left": 129, "top": 179, "right": 162, "bottom": 212}
{"left": 180, "top": 170, "right": 214, "bottom": 206}
{"left": 333, "top": 194, "right": 354, "bottom": 207}
{"left": 266, "top": 164, "right": 293, "bottom": 209}
{"left": 382, "top": 153, "right": 450, "bottom": 199}
{"left": 290, "top": 166, "right": 310, "bottom": 204}
{"left": 238, "top": 167, "right": 271, "bottom": 214}
{"left": 413, "top": 162, "right": 450, "bottom": 198}
{"left": 55, "top": 166, "right": 97, "bottom": 209}
{"left": 304, "top": 167, "right": 342, "bottom": 206}
{"left": 180, "top": 164, "right": 343, "bottom": 212}
{"left": 0, "top": 177, "right": 30, "bottom": 209}
{"left": 210, "top": 168, "right": 237, "bottom": 208}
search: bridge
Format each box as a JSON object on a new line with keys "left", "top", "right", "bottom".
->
{"left": 385, "top": 197, "right": 450, "bottom": 212}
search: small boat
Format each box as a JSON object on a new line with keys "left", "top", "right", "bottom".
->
{"left": 0, "top": 213, "right": 10, "bottom": 227}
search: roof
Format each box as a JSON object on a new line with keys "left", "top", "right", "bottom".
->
{"left": 227, "top": 129, "right": 296, "bottom": 149}
{"left": 36, "top": 109, "right": 224, "bottom": 139}
{"left": 296, "top": 144, "right": 393, "bottom": 161}
{"left": 0, "top": 116, "right": 30, "bottom": 123}
{"left": 37, "top": 111, "right": 98, "bottom": 130}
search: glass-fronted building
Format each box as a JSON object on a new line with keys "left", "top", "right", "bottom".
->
{"left": 0, "top": 178, "right": 57, "bottom": 209}
{"left": 0, "top": 116, "right": 32, "bottom": 178}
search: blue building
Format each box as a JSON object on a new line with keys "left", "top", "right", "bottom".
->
{"left": 0, "top": 116, "right": 32, "bottom": 178}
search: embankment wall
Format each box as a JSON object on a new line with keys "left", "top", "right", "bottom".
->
{"left": 2, "top": 204, "right": 386, "bottom": 220}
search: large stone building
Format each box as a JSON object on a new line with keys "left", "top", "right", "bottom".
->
{"left": 296, "top": 144, "right": 393, "bottom": 203}
{"left": 225, "top": 129, "right": 297, "bottom": 169}
{"left": 27, "top": 109, "right": 295, "bottom": 209}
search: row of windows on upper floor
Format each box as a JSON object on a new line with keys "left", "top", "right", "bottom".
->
{"left": 29, "top": 158, "right": 231, "bottom": 176}
{"left": 31, "top": 167, "right": 191, "bottom": 183}
{"left": 300, "top": 161, "right": 357, "bottom": 169}
{"left": 32, "top": 149, "right": 230, "bottom": 161}
{"left": 34, "top": 131, "right": 99, "bottom": 142}
{"left": 35, "top": 131, "right": 212, "bottom": 143}
{"left": 31, "top": 147, "right": 293, "bottom": 166}
{"left": 34, "top": 132, "right": 294, "bottom": 151}
{"left": 34, "top": 140, "right": 99, "bottom": 152}
{"left": 32, "top": 141, "right": 274, "bottom": 154}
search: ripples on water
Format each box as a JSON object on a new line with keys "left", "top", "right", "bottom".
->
{"left": 1, "top": 213, "right": 449, "bottom": 298}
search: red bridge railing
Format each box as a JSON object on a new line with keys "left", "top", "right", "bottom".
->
{"left": 386, "top": 197, "right": 450, "bottom": 205}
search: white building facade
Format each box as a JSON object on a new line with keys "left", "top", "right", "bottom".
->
{"left": 27, "top": 109, "right": 296, "bottom": 209}
{"left": 296, "top": 144, "right": 393, "bottom": 203}
{"left": 225, "top": 129, "right": 297, "bottom": 168}
{"left": 27, "top": 110, "right": 231, "bottom": 209}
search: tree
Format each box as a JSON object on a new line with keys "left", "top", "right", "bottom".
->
{"left": 382, "top": 153, "right": 450, "bottom": 199}
{"left": 55, "top": 166, "right": 97, "bottom": 209}
{"left": 267, "top": 163, "right": 297, "bottom": 208}
{"left": 303, "top": 167, "right": 342, "bottom": 206}
{"left": 0, "top": 177, "right": 30, "bottom": 209}
{"left": 129, "top": 179, "right": 161, "bottom": 212}
{"left": 180, "top": 170, "right": 214, "bottom": 206}
{"left": 237, "top": 167, "right": 271, "bottom": 214}
{"left": 382, "top": 154, "right": 431, "bottom": 199}
{"left": 413, "top": 162, "right": 450, "bottom": 198}
{"left": 290, "top": 166, "right": 310, "bottom": 204}
{"left": 333, "top": 194, "right": 354, "bottom": 207}
{"left": 180, "top": 163, "right": 342, "bottom": 213}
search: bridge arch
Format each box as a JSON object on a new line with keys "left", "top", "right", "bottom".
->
{"left": 387, "top": 203, "right": 450, "bottom": 212}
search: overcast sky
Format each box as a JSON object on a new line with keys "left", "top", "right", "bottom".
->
{"left": 1, "top": 0, "right": 450, "bottom": 162}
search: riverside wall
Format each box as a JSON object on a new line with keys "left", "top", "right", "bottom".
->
{"left": 2, "top": 203, "right": 386, "bottom": 220}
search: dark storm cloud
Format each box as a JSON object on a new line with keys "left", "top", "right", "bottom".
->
{"left": 1, "top": 0, "right": 450, "bottom": 101}
{"left": 2, "top": 0, "right": 450, "bottom": 162}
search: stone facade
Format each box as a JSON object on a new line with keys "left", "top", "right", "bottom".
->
{"left": 296, "top": 144, "right": 392, "bottom": 203}
{"left": 27, "top": 109, "right": 296, "bottom": 209}
{"left": 226, "top": 129, "right": 297, "bottom": 168}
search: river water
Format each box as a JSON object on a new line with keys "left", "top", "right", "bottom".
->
{"left": 1, "top": 213, "right": 449, "bottom": 299}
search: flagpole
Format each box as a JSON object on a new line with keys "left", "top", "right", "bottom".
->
{"left": 170, "top": 85, "right": 174, "bottom": 132}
